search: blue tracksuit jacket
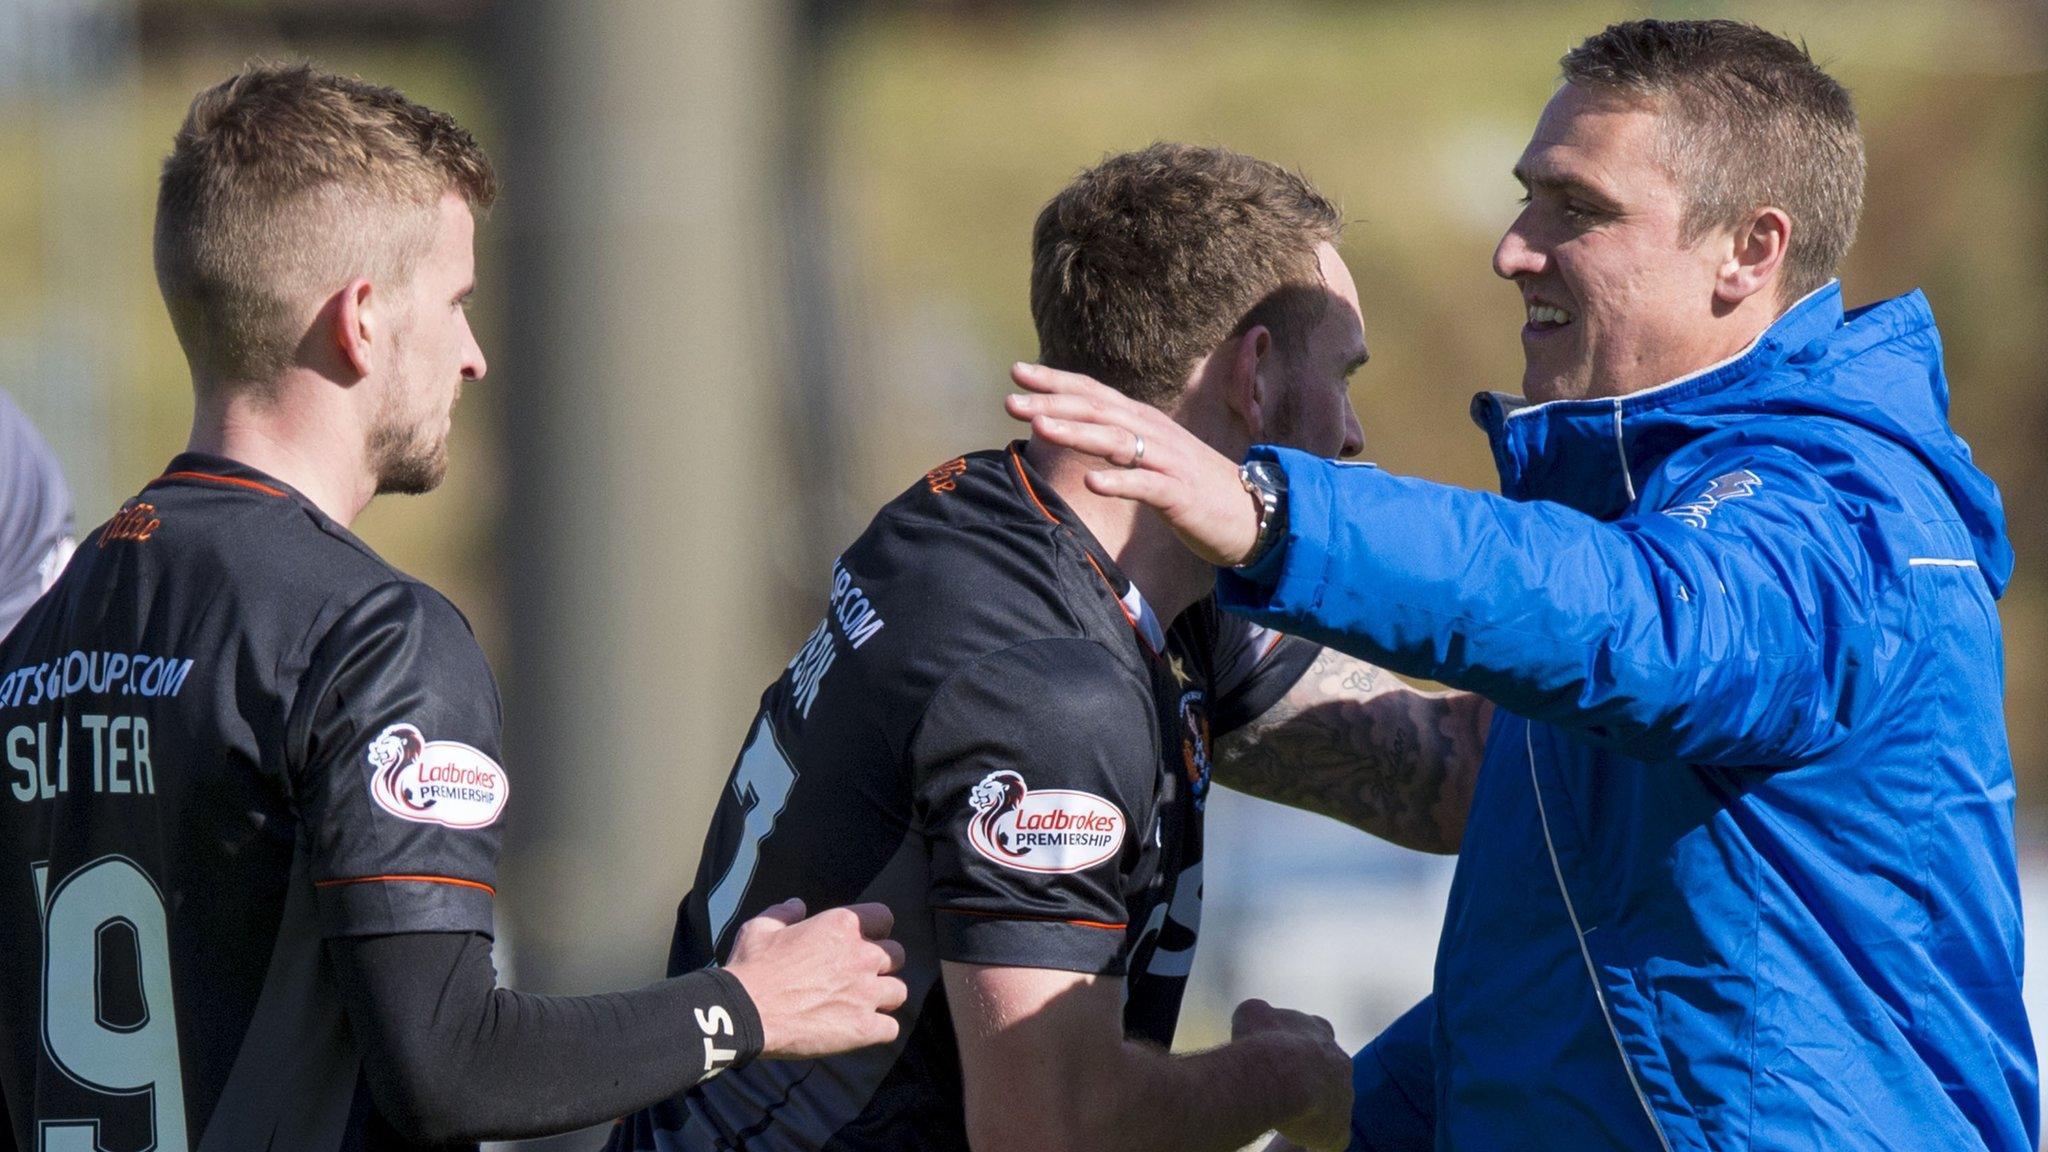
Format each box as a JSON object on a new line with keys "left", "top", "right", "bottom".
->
{"left": 1219, "top": 283, "right": 2037, "bottom": 1150}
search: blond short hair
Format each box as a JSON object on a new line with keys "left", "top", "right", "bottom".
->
{"left": 153, "top": 63, "right": 497, "bottom": 385}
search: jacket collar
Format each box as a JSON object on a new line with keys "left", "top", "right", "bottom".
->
{"left": 1469, "top": 281, "right": 1845, "bottom": 517}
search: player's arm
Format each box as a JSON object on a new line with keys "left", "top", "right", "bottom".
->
{"left": 328, "top": 901, "right": 904, "bottom": 1143}
{"left": 1215, "top": 646, "right": 1490, "bottom": 854}
{"left": 946, "top": 963, "right": 1350, "bottom": 1152}
{"left": 297, "top": 583, "right": 904, "bottom": 1143}
{"left": 913, "top": 638, "right": 1350, "bottom": 1151}
{"left": 1012, "top": 364, "right": 1896, "bottom": 770}
{"left": 329, "top": 930, "right": 758, "bottom": 1142}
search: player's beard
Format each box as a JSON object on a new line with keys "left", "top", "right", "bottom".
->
{"left": 367, "top": 383, "right": 451, "bottom": 496}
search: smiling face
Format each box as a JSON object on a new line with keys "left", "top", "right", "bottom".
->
{"left": 366, "top": 192, "right": 486, "bottom": 495}
{"left": 1494, "top": 83, "right": 1739, "bottom": 404}
{"left": 1263, "top": 241, "right": 1368, "bottom": 459}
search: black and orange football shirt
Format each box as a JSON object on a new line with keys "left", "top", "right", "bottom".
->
{"left": 610, "top": 444, "right": 1316, "bottom": 1152}
{"left": 0, "top": 454, "right": 507, "bottom": 1151}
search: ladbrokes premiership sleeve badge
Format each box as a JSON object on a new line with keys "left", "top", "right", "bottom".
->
{"left": 966, "top": 770, "right": 1124, "bottom": 874}
{"left": 366, "top": 722, "right": 508, "bottom": 829}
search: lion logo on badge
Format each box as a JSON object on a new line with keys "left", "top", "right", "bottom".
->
{"left": 1664, "top": 469, "right": 1763, "bottom": 529}
{"left": 368, "top": 724, "right": 433, "bottom": 813}
{"left": 968, "top": 770, "right": 1030, "bottom": 858}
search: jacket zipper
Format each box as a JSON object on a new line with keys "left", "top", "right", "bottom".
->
{"left": 1526, "top": 721, "right": 1675, "bottom": 1152}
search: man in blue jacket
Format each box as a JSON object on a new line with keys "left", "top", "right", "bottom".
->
{"left": 1004, "top": 18, "right": 2037, "bottom": 1152}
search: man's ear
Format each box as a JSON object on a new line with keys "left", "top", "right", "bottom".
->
{"left": 332, "top": 277, "right": 376, "bottom": 378}
{"left": 1224, "top": 325, "right": 1273, "bottom": 441}
{"left": 1716, "top": 206, "right": 1790, "bottom": 306}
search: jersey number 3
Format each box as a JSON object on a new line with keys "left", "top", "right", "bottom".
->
{"left": 33, "top": 856, "right": 189, "bottom": 1152}
{"left": 704, "top": 714, "right": 799, "bottom": 949}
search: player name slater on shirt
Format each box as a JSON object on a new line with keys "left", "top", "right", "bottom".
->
{"left": 0, "top": 649, "right": 192, "bottom": 802}
{"left": 6, "top": 714, "right": 160, "bottom": 801}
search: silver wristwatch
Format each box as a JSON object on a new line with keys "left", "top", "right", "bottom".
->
{"left": 1234, "top": 460, "right": 1289, "bottom": 570}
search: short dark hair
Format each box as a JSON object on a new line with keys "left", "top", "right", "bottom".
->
{"left": 155, "top": 63, "right": 498, "bottom": 384}
{"left": 1029, "top": 143, "right": 1343, "bottom": 408}
{"left": 1562, "top": 19, "right": 1863, "bottom": 302}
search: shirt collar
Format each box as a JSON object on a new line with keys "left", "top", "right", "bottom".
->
{"left": 153, "top": 453, "right": 303, "bottom": 501}
{"left": 1006, "top": 442, "right": 1169, "bottom": 655}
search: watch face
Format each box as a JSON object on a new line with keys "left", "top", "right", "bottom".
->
{"left": 1247, "top": 460, "right": 1286, "bottom": 496}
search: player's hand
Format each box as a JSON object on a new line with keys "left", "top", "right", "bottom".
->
{"left": 1005, "top": 362, "right": 1262, "bottom": 567}
{"left": 724, "top": 898, "right": 908, "bottom": 1059}
{"left": 1231, "top": 998, "right": 1352, "bottom": 1152}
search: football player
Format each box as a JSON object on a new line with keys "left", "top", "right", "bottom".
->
{"left": 610, "top": 144, "right": 1492, "bottom": 1152}
{"left": 0, "top": 65, "right": 905, "bottom": 1152}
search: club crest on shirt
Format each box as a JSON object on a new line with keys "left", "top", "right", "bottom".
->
{"left": 966, "top": 770, "right": 1124, "bottom": 874}
{"left": 1178, "top": 690, "right": 1213, "bottom": 811}
{"left": 366, "top": 722, "right": 507, "bottom": 829}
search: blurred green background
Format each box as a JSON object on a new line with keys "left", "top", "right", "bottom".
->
{"left": 4, "top": 0, "right": 2043, "bottom": 1144}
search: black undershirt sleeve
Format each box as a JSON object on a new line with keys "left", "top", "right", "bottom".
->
{"left": 327, "top": 931, "right": 763, "bottom": 1145}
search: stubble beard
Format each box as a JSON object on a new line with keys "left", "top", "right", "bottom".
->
{"left": 367, "top": 387, "right": 450, "bottom": 496}
{"left": 1265, "top": 378, "right": 1318, "bottom": 457}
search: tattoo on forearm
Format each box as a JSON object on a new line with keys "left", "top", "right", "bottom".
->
{"left": 1215, "top": 648, "right": 1491, "bottom": 853}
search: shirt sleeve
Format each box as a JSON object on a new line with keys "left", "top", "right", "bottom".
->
{"left": 909, "top": 637, "right": 1156, "bottom": 975}
{"left": 1205, "top": 608, "right": 1320, "bottom": 738}
{"left": 290, "top": 581, "right": 507, "bottom": 938}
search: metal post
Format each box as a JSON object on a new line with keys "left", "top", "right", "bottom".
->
{"left": 485, "top": 0, "right": 799, "bottom": 1019}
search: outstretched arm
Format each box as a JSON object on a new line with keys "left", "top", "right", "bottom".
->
{"left": 1007, "top": 362, "right": 1887, "bottom": 768}
{"left": 330, "top": 930, "right": 765, "bottom": 1143}
{"left": 333, "top": 900, "right": 907, "bottom": 1145}
{"left": 1218, "top": 648, "right": 1490, "bottom": 854}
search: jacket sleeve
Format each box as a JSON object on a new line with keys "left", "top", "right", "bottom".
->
{"left": 1217, "top": 445, "right": 1884, "bottom": 768}
{"left": 1350, "top": 996, "right": 1436, "bottom": 1151}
